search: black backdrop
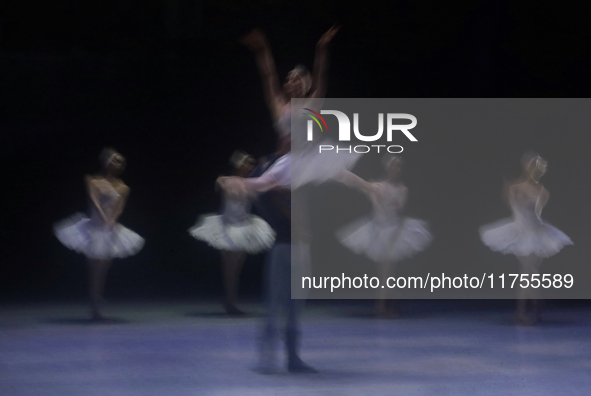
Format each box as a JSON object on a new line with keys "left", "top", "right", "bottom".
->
{"left": 2, "top": 0, "right": 591, "bottom": 303}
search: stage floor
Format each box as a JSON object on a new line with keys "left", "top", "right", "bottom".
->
{"left": 1, "top": 300, "right": 590, "bottom": 395}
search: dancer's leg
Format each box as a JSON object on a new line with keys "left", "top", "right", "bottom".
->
{"left": 516, "top": 254, "right": 542, "bottom": 324}
{"left": 376, "top": 260, "right": 399, "bottom": 317}
{"left": 221, "top": 250, "right": 246, "bottom": 314}
{"left": 88, "top": 258, "right": 110, "bottom": 320}
{"left": 258, "top": 245, "right": 282, "bottom": 372}
{"left": 285, "top": 243, "right": 316, "bottom": 373}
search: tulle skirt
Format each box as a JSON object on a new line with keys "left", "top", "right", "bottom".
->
{"left": 54, "top": 213, "right": 145, "bottom": 260}
{"left": 480, "top": 218, "right": 573, "bottom": 258}
{"left": 338, "top": 216, "right": 432, "bottom": 263}
{"left": 291, "top": 146, "right": 361, "bottom": 188}
{"left": 189, "top": 214, "right": 275, "bottom": 254}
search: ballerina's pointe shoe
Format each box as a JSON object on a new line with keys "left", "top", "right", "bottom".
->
{"left": 288, "top": 356, "right": 318, "bottom": 374}
{"left": 91, "top": 311, "right": 107, "bottom": 322}
{"left": 224, "top": 302, "right": 245, "bottom": 316}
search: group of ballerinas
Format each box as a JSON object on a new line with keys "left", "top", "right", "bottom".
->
{"left": 53, "top": 24, "right": 573, "bottom": 374}
{"left": 54, "top": 25, "right": 341, "bottom": 374}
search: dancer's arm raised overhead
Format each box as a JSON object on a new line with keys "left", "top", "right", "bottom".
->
{"left": 309, "top": 26, "right": 339, "bottom": 99}
{"left": 240, "top": 29, "right": 284, "bottom": 120}
{"left": 241, "top": 25, "right": 340, "bottom": 118}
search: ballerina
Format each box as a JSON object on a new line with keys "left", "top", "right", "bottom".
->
{"left": 189, "top": 151, "right": 275, "bottom": 315}
{"left": 54, "top": 148, "right": 144, "bottom": 321}
{"left": 239, "top": 25, "right": 359, "bottom": 189}
{"left": 335, "top": 156, "right": 432, "bottom": 317}
{"left": 480, "top": 152, "right": 573, "bottom": 325}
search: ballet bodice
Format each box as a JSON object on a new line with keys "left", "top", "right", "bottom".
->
{"left": 221, "top": 191, "right": 253, "bottom": 224}
{"left": 509, "top": 185, "right": 545, "bottom": 227}
{"left": 89, "top": 179, "right": 122, "bottom": 222}
{"left": 370, "top": 182, "right": 405, "bottom": 224}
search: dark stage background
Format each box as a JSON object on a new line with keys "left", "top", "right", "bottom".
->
{"left": 1, "top": 1, "right": 591, "bottom": 304}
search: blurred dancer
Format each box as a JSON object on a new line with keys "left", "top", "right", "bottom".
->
{"left": 239, "top": 26, "right": 336, "bottom": 129}
{"left": 218, "top": 136, "right": 315, "bottom": 373}
{"left": 189, "top": 151, "right": 275, "bottom": 315}
{"left": 480, "top": 152, "right": 573, "bottom": 325}
{"left": 54, "top": 148, "right": 144, "bottom": 321}
{"left": 240, "top": 26, "right": 358, "bottom": 188}
{"left": 213, "top": 26, "right": 344, "bottom": 374}
{"left": 335, "top": 156, "right": 432, "bottom": 317}
{"left": 249, "top": 136, "right": 304, "bottom": 373}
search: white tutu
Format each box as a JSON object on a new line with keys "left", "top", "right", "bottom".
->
{"left": 54, "top": 213, "right": 145, "bottom": 260}
{"left": 480, "top": 218, "right": 573, "bottom": 258}
{"left": 277, "top": 104, "right": 361, "bottom": 189}
{"left": 190, "top": 191, "right": 275, "bottom": 253}
{"left": 189, "top": 214, "right": 275, "bottom": 253}
{"left": 292, "top": 146, "right": 361, "bottom": 189}
{"left": 480, "top": 181, "right": 573, "bottom": 258}
{"left": 338, "top": 216, "right": 432, "bottom": 263}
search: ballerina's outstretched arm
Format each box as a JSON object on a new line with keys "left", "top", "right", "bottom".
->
{"left": 217, "top": 170, "right": 281, "bottom": 194}
{"left": 334, "top": 170, "right": 378, "bottom": 196}
{"left": 336, "top": 170, "right": 408, "bottom": 209}
{"left": 309, "top": 26, "right": 339, "bottom": 99}
{"left": 240, "top": 29, "right": 284, "bottom": 120}
{"left": 218, "top": 152, "right": 290, "bottom": 194}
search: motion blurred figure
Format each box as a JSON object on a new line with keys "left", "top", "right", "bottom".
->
{"left": 213, "top": 25, "right": 345, "bottom": 373}
{"left": 54, "top": 148, "right": 144, "bottom": 321}
{"left": 335, "top": 156, "right": 432, "bottom": 317}
{"left": 480, "top": 152, "right": 573, "bottom": 325}
{"left": 239, "top": 25, "right": 358, "bottom": 189}
{"left": 189, "top": 151, "right": 275, "bottom": 315}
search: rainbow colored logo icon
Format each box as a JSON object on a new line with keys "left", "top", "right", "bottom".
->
{"left": 303, "top": 108, "right": 329, "bottom": 132}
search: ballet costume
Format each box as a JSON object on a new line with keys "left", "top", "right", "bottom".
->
{"left": 276, "top": 106, "right": 361, "bottom": 189}
{"left": 480, "top": 186, "right": 572, "bottom": 258}
{"left": 54, "top": 180, "right": 144, "bottom": 260}
{"left": 189, "top": 190, "right": 275, "bottom": 254}
{"left": 338, "top": 181, "right": 432, "bottom": 263}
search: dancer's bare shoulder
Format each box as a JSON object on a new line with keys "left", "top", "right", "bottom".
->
{"left": 112, "top": 179, "right": 130, "bottom": 195}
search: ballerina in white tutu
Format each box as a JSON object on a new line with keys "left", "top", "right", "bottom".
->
{"left": 240, "top": 26, "right": 359, "bottom": 189}
{"left": 480, "top": 152, "right": 572, "bottom": 325}
{"left": 54, "top": 148, "right": 144, "bottom": 320}
{"left": 335, "top": 156, "right": 432, "bottom": 317}
{"left": 189, "top": 151, "right": 275, "bottom": 315}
